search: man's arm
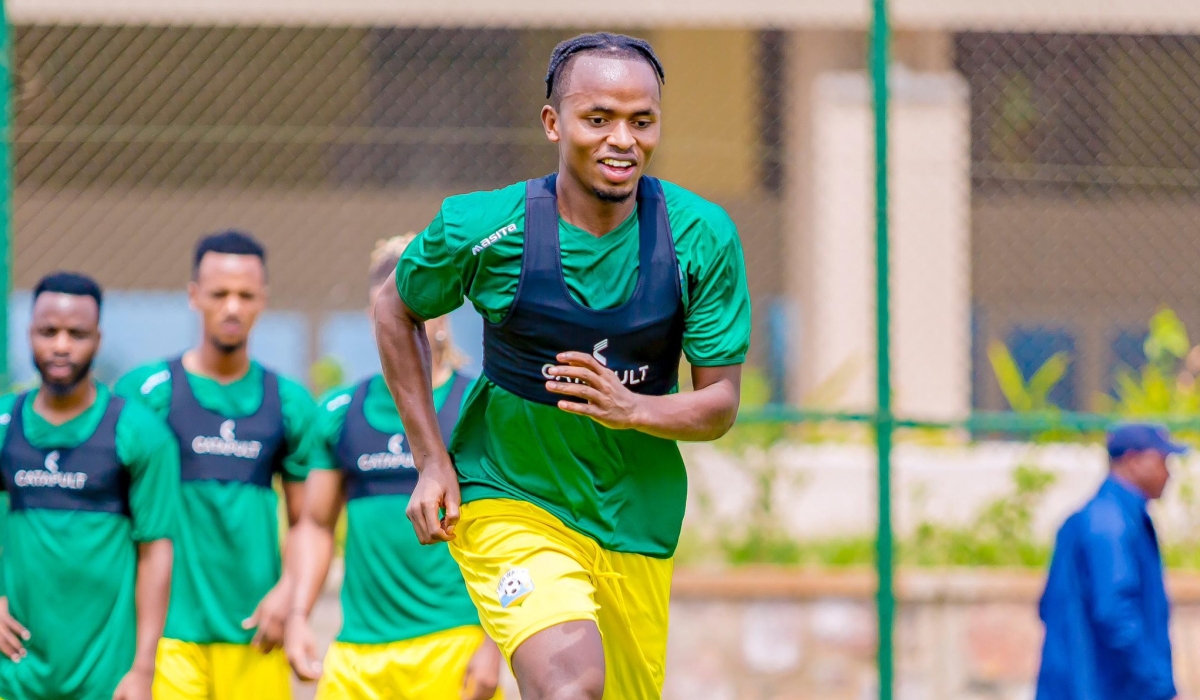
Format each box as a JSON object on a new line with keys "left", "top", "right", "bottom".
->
{"left": 242, "top": 480, "right": 303, "bottom": 652}
{"left": 115, "top": 401, "right": 180, "bottom": 699}
{"left": 546, "top": 358, "right": 741, "bottom": 441}
{"left": 0, "top": 495, "right": 28, "bottom": 664}
{"left": 284, "top": 469, "right": 344, "bottom": 680}
{"left": 245, "top": 376, "right": 327, "bottom": 651}
{"left": 113, "top": 539, "right": 172, "bottom": 700}
{"left": 462, "top": 634, "right": 503, "bottom": 700}
{"left": 375, "top": 277, "right": 461, "bottom": 545}
{"left": 1082, "top": 519, "right": 1177, "bottom": 700}
{"left": 132, "top": 539, "right": 172, "bottom": 670}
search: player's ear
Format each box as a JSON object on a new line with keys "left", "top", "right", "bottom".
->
{"left": 186, "top": 280, "right": 199, "bottom": 311}
{"left": 541, "top": 104, "right": 561, "bottom": 144}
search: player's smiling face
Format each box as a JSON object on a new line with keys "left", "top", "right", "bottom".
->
{"left": 189, "top": 252, "right": 267, "bottom": 354}
{"left": 543, "top": 54, "right": 661, "bottom": 203}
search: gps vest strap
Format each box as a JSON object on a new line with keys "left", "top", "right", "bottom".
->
{"left": 482, "top": 174, "right": 685, "bottom": 406}
{"left": 0, "top": 392, "right": 131, "bottom": 515}
{"left": 166, "top": 357, "right": 286, "bottom": 489}
{"left": 336, "top": 373, "right": 470, "bottom": 501}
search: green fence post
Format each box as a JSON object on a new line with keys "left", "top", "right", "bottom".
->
{"left": 0, "top": 0, "right": 10, "bottom": 391}
{"left": 870, "top": 0, "right": 894, "bottom": 699}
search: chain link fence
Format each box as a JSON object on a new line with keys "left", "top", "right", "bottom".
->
{"left": 13, "top": 12, "right": 1200, "bottom": 700}
{"left": 10, "top": 19, "right": 1200, "bottom": 421}
{"left": 10, "top": 24, "right": 788, "bottom": 387}
{"left": 961, "top": 32, "right": 1200, "bottom": 419}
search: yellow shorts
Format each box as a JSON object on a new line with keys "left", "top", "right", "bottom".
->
{"left": 317, "top": 625, "right": 504, "bottom": 700}
{"left": 450, "top": 498, "right": 673, "bottom": 700}
{"left": 153, "top": 638, "right": 291, "bottom": 700}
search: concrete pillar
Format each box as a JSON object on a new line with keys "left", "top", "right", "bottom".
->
{"left": 784, "top": 31, "right": 971, "bottom": 421}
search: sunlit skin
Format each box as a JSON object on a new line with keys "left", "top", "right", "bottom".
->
{"left": 368, "top": 282, "right": 454, "bottom": 388}
{"left": 541, "top": 55, "right": 661, "bottom": 236}
{"left": 29, "top": 292, "right": 100, "bottom": 421}
{"left": 1111, "top": 449, "right": 1174, "bottom": 500}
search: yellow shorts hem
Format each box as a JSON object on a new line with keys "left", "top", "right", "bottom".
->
{"left": 153, "top": 638, "right": 291, "bottom": 700}
{"left": 317, "top": 625, "right": 504, "bottom": 700}
{"left": 503, "top": 612, "right": 598, "bottom": 661}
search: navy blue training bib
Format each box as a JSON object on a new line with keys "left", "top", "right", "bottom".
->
{"left": 482, "top": 174, "right": 685, "bottom": 406}
{"left": 335, "top": 374, "right": 470, "bottom": 501}
{"left": 166, "top": 358, "right": 287, "bottom": 489}
{"left": 0, "top": 393, "right": 131, "bottom": 516}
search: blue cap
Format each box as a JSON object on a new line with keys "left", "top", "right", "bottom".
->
{"left": 1107, "top": 423, "right": 1189, "bottom": 460}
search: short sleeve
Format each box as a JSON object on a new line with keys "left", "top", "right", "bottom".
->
{"left": 113, "top": 362, "right": 173, "bottom": 418}
{"left": 116, "top": 401, "right": 181, "bottom": 543}
{"left": 312, "top": 387, "right": 355, "bottom": 472}
{"left": 396, "top": 211, "right": 468, "bottom": 320}
{"left": 679, "top": 215, "right": 752, "bottom": 367}
{"left": 278, "top": 378, "right": 332, "bottom": 481}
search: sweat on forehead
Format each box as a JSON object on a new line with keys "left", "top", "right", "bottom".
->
{"left": 567, "top": 55, "right": 659, "bottom": 94}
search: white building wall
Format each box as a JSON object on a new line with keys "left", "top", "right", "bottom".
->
{"left": 804, "top": 70, "right": 970, "bottom": 421}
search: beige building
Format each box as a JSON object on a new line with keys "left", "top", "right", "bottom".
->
{"left": 9, "top": 0, "right": 1200, "bottom": 413}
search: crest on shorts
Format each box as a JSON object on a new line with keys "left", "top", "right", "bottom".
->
{"left": 498, "top": 567, "right": 535, "bottom": 608}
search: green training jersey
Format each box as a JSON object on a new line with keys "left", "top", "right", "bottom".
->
{"left": 314, "top": 373, "right": 479, "bottom": 644}
{"left": 396, "top": 179, "right": 751, "bottom": 557}
{"left": 114, "top": 360, "right": 328, "bottom": 644}
{"left": 0, "top": 384, "right": 179, "bottom": 700}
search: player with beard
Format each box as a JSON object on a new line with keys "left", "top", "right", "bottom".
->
{"left": 0, "top": 272, "right": 178, "bottom": 700}
{"left": 375, "top": 33, "right": 751, "bottom": 700}
{"left": 115, "top": 231, "right": 327, "bottom": 700}
{"left": 284, "top": 235, "right": 502, "bottom": 700}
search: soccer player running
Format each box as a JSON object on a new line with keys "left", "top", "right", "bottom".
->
{"left": 283, "top": 235, "right": 502, "bottom": 700}
{"left": 0, "top": 272, "right": 178, "bottom": 700}
{"left": 375, "top": 33, "right": 751, "bottom": 700}
{"left": 115, "top": 231, "right": 327, "bottom": 700}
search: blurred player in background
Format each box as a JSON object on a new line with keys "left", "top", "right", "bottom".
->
{"left": 284, "top": 234, "right": 502, "bottom": 700}
{"left": 0, "top": 272, "right": 178, "bottom": 700}
{"left": 115, "top": 231, "right": 327, "bottom": 700}
{"left": 375, "top": 32, "right": 751, "bottom": 700}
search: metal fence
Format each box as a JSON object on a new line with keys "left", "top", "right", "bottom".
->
{"left": 10, "top": 18, "right": 1200, "bottom": 417}
{"left": 11, "top": 8, "right": 1200, "bottom": 700}
{"left": 9, "top": 25, "right": 790, "bottom": 386}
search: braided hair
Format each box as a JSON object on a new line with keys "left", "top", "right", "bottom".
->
{"left": 545, "top": 32, "right": 665, "bottom": 104}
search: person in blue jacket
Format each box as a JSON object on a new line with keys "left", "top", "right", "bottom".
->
{"left": 1036, "top": 423, "right": 1188, "bottom": 700}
